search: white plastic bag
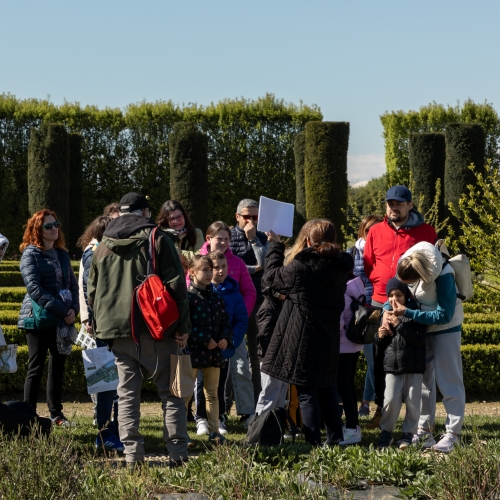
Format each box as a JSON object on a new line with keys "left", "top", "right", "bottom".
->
{"left": 0, "top": 344, "right": 17, "bottom": 373}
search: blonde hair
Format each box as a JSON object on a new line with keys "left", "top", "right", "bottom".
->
{"left": 285, "top": 220, "right": 314, "bottom": 265}
{"left": 397, "top": 251, "right": 435, "bottom": 283}
{"left": 358, "top": 214, "right": 383, "bottom": 239}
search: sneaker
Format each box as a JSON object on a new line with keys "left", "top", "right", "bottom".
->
{"left": 339, "top": 425, "right": 362, "bottom": 445}
{"left": 95, "top": 433, "right": 124, "bottom": 452}
{"left": 208, "top": 432, "right": 226, "bottom": 445}
{"left": 412, "top": 430, "right": 436, "bottom": 449}
{"left": 358, "top": 402, "right": 370, "bottom": 416}
{"left": 432, "top": 433, "right": 459, "bottom": 453}
{"left": 365, "top": 409, "right": 382, "bottom": 429}
{"left": 219, "top": 417, "right": 228, "bottom": 436}
{"left": 398, "top": 432, "right": 413, "bottom": 450}
{"left": 51, "top": 413, "right": 76, "bottom": 428}
{"left": 378, "top": 430, "right": 393, "bottom": 449}
{"left": 196, "top": 418, "right": 209, "bottom": 435}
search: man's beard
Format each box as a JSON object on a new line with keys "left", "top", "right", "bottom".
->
{"left": 388, "top": 212, "right": 403, "bottom": 222}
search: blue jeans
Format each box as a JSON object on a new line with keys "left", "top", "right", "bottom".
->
{"left": 362, "top": 344, "right": 376, "bottom": 402}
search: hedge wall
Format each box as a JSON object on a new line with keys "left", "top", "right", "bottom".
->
{"left": 0, "top": 93, "right": 322, "bottom": 251}
{"left": 169, "top": 122, "right": 209, "bottom": 232}
{"left": 68, "top": 133, "right": 84, "bottom": 256}
{"left": 304, "top": 121, "right": 349, "bottom": 243}
{"left": 293, "top": 131, "right": 307, "bottom": 234}
{"left": 409, "top": 133, "right": 445, "bottom": 219}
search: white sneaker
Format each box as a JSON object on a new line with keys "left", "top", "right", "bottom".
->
{"left": 196, "top": 418, "right": 209, "bottom": 436}
{"left": 339, "top": 425, "right": 362, "bottom": 445}
{"left": 412, "top": 430, "right": 436, "bottom": 449}
{"left": 218, "top": 418, "right": 228, "bottom": 435}
{"left": 432, "top": 433, "right": 459, "bottom": 453}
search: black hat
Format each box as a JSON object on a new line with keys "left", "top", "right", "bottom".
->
{"left": 386, "top": 277, "right": 411, "bottom": 302}
{"left": 119, "top": 193, "right": 155, "bottom": 213}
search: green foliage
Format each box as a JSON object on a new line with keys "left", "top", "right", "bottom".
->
{"left": 0, "top": 311, "right": 19, "bottom": 326}
{"left": 0, "top": 287, "right": 27, "bottom": 303}
{"left": 293, "top": 131, "right": 307, "bottom": 233}
{"left": 0, "top": 93, "right": 322, "bottom": 248}
{"left": 348, "top": 174, "right": 388, "bottom": 217}
{"left": 0, "top": 260, "right": 79, "bottom": 272}
{"left": 68, "top": 133, "right": 84, "bottom": 255}
{"left": 461, "top": 344, "right": 500, "bottom": 395}
{"left": 462, "top": 323, "right": 500, "bottom": 344}
{"left": 0, "top": 302, "right": 21, "bottom": 311}
{"left": 380, "top": 99, "right": 500, "bottom": 186}
{"left": 464, "top": 302, "right": 500, "bottom": 313}
{"left": 304, "top": 121, "right": 349, "bottom": 243}
{"left": 409, "top": 133, "right": 445, "bottom": 218}
{"left": 0, "top": 272, "right": 25, "bottom": 287}
{"left": 28, "top": 123, "right": 70, "bottom": 231}
{"left": 169, "top": 122, "right": 209, "bottom": 232}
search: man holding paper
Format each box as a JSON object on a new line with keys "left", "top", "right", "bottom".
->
{"left": 230, "top": 198, "right": 268, "bottom": 403}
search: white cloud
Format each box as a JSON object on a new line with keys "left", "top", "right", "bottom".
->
{"left": 348, "top": 153, "right": 386, "bottom": 184}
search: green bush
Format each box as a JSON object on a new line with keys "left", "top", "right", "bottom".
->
{"left": 0, "top": 311, "right": 19, "bottom": 326}
{"left": 0, "top": 260, "right": 79, "bottom": 272}
{"left": 0, "top": 287, "right": 27, "bottom": 303}
{"left": 0, "top": 302, "right": 21, "bottom": 311}
{"left": 462, "top": 323, "right": 500, "bottom": 344}
{"left": 464, "top": 313, "right": 500, "bottom": 324}
{"left": 409, "top": 132, "right": 445, "bottom": 218}
{"left": 461, "top": 344, "right": 500, "bottom": 394}
{"left": 28, "top": 123, "right": 70, "bottom": 231}
{"left": 169, "top": 122, "right": 209, "bottom": 232}
{"left": 293, "top": 131, "right": 307, "bottom": 234}
{"left": 463, "top": 303, "right": 500, "bottom": 313}
{"left": 0, "top": 271, "right": 25, "bottom": 287}
{"left": 304, "top": 121, "right": 349, "bottom": 243}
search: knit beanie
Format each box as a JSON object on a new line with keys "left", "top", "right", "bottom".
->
{"left": 386, "top": 277, "right": 411, "bottom": 302}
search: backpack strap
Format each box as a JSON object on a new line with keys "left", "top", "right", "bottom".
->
{"left": 439, "top": 252, "right": 465, "bottom": 300}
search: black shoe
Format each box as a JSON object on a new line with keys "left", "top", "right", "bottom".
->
{"left": 377, "top": 430, "right": 393, "bottom": 449}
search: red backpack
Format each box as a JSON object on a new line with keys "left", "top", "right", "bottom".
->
{"left": 131, "top": 227, "right": 180, "bottom": 346}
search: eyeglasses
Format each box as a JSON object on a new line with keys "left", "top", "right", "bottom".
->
{"left": 42, "top": 221, "right": 61, "bottom": 230}
{"left": 168, "top": 214, "right": 184, "bottom": 223}
{"left": 238, "top": 214, "right": 258, "bottom": 221}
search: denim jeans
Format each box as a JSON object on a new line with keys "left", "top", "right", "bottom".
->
{"left": 229, "top": 340, "right": 256, "bottom": 415}
{"left": 337, "top": 352, "right": 360, "bottom": 429}
{"left": 362, "top": 343, "right": 376, "bottom": 402}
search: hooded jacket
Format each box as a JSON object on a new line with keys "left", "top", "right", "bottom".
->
{"left": 400, "top": 241, "right": 464, "bottom": 334}
{"left": 214, "top": 277, "right": 248, "bottom": 359}
{"left": 196, "top": 241, "right": 256, "bottom": 316}
{"left": 87, "top": 214, "right": 191, "bottom": 340}
{"left": 364, "top": 210, "right": 437, "bottom": 304}
{"left": 261, "top": 242, "right": 354, "bottom": 388}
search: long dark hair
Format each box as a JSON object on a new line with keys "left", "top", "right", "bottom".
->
{"left": 307, "top": 219, "right": 340, "bottom": 259}
{"left": 77, "top": 215, "right": 112, "bottom": 250}
{"left": 156, "top": 200, "right": 197, "bottom": 249}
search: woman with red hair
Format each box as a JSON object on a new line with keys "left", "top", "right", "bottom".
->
{"left": 17, "top": 210, "right": 79, "bottom": 427}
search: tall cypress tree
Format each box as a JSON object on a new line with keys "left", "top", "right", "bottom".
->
{"left": 169, "top": 122, "right": 209, "bottom": 232}
{"left": 294, "top": 131, "right": 307, "bottom": 234}
{"left": 409, "top": 133, "right": 446, "bottom": 219}
{"left": 444, "top": 123, "right": 485, "bottom": 235}
{"left": 304, "top": 121, "right": 349, "bottom": 244}
{"left": 68, "top": 133, "right": 84, "bottom": 256}
{"left": 28, "top": 123, "right": 70, "bottom": 235}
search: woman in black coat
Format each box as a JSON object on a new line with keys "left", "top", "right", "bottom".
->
{"left": 260, "top": 220, "right": 354, "bottom": 445}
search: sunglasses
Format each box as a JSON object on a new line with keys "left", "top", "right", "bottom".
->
{"left": 168, "top": 214, "right": 184, "bottom": 223}
{"left": 238, "top": 214, "right": 258, "bottom": 221}
{"left": 42, "top": 221, "right": 61, "bottom": 230}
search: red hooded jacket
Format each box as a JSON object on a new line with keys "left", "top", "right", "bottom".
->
{"left": 363, "top": 211, "right": 437, "bottom": 304}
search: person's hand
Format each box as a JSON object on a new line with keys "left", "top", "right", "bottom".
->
{"left": 278, "top": 293, "right": 286, "bottom": 301}
{"left": 207, "top": 338, "right": 217, "bottom": 350}
{"left": 391, "top": 301, "right": 407, "bottom": 317}
{"left": 64, "top": 309, "right": 75, "bottom": 325}
{"left": 175, "top": 333, "right": 189, "bottom": 348}
{"left": 244, "top": 220, "right": 257, "bottom": 241}
{"left": 179, "top": 254, "right": 189, "bottom": 275}
{"left": 265, "top": 230, "right": 281, "bottom": 243}
{"left": 254, "top": 266, "right": 262, "bottom": 273}
{"left": 386, "top": 313, "right": 402, "bottom": 327}
{"left": 85, "top": 321, "right": 93, "bottom": 335}
{"left": 378, "top": 326, "right": 391, "bottom": 338}
{"left": 218, "top": 339, "right": 228, "bottom": 350}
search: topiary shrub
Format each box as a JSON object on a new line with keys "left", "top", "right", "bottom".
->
{"left": 67, "top": 133, "right": 84, "bottom": 257}
{"left": 294, "top": 131, "right": 307, "bottom": 234}
{"left": 409, "top": 133, "right": 445, "bottom": 219}
{"left": 444, "top": 123, "right": 485, "bottom": 236}
{"left": 0, "top": 287, "right": 27, "bottom": 303}
{"left": 169, "top": 122, "right": 209, "bottom": 232}
{"left": 28, "top": 123, "right": 70, "bottom": 232}
{"left": 304, "top": 122, "right": 349, "bottom": 243}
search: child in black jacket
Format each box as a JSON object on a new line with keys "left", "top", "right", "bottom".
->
{"left": 376, "top": 278, "right": 426, "bottom": 450}
{"left": 186, "top": 255, "right": 233, "bottom": 444}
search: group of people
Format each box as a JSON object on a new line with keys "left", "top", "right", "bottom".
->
{"left": 0, "top": 183, "right": 466, "bottom": 467}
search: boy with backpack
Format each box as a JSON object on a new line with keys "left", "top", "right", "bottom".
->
{"left": 376, "top": 278, "right": 426, "bottom": 449}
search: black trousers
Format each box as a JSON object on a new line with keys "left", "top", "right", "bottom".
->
{"left": 374, "top": 342, "right": 386, "bottom": 408}
{"left": 337, "top": 352, "right": 360, "bottom": 429}
{"left": 24, "top": 329, "right": 66, "bottom": 416}
{"left": 0, "top": 401, "right": 51, "bottom": 435}
{"left": 296, "top": 385, "right": 344, "bottom": 446}
{"left": 247, "top": 302, "right": 262, "bottom": 404}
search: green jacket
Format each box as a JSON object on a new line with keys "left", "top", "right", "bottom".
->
{"left": 87, "top": 215, "right": 191, "bottom": 340}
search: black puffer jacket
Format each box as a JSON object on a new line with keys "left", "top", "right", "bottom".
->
{"left": 376, "top": 303, "right": 426, "bottom": 375}
{"left": 260, "top": 242, "right": 354, "bottom": 388}
{"left": 18, "top": 245, "right": 79, "bottom": 329}
{"left": 187, "top": 283, "right": 233, "bottom": 369}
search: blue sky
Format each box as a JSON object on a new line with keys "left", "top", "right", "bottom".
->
{"left": 1, "top": 0, "right": 499, "bottom": 183}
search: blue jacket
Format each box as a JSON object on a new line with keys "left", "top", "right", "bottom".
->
{"left": 215, "top": 277, "right": 248, "bottom": 359}
{"left": 18, "top": 245, "right": 79, "bottom": 329}
{"left": 352, "top": 240, "right": 374, "bottom": 304}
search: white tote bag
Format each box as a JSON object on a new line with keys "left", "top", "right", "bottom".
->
{"left": 0, "top": 344, "right": 18, "bottom": 374}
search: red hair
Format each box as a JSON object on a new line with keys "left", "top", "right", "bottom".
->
{"left": 20, "top": 209, "right": 67, "bottom": 252}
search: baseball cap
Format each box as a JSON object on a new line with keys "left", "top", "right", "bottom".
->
{"left": 119, "top": 193, "right": 155, "bottom": 213}
{"left": 385, "top": 185, "right": 412, "bottom": 202}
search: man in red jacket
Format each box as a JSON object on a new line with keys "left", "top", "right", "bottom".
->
{"left": 364, "top": 185, "right": 437, "bottom": 307}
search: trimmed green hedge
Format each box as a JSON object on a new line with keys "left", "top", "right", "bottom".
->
{"left": 2, "top": 324, "right": 82, "bottom": 346}
{"left": 0, "top": 272, "right": 25, "bottom": 287}
{"left": 0, "top": 261, "right": 80, "bottom": 272}
{"left": 0, "top": 302, "right": 21, "bottom": 311}
{"left": 462, "top": 323, "right": 500, "bottom": 344}
{"left": 463, "top": 303, "right": 500, "bottom": 313}
{"left": 0, "top": 288, "right": 27, "bottom": 303}
{"left": 461, "top": 344, "right": 500, "bottom": 394}
{"left": 464, "top": 313, "right": 500, "bottom": 324}
{"left": 0, "top": 311, "right": 19, "bottom": 326}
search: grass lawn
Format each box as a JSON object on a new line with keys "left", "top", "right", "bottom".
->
{"left": 2, "top": 399, "right": 500, "bottom": 499}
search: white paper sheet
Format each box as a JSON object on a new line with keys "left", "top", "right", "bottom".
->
{"left": 257, "top": 196, "right": 295, "bottom": 237}
{"left": 82, "top": 347, "right": 119, "bottom": 394}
